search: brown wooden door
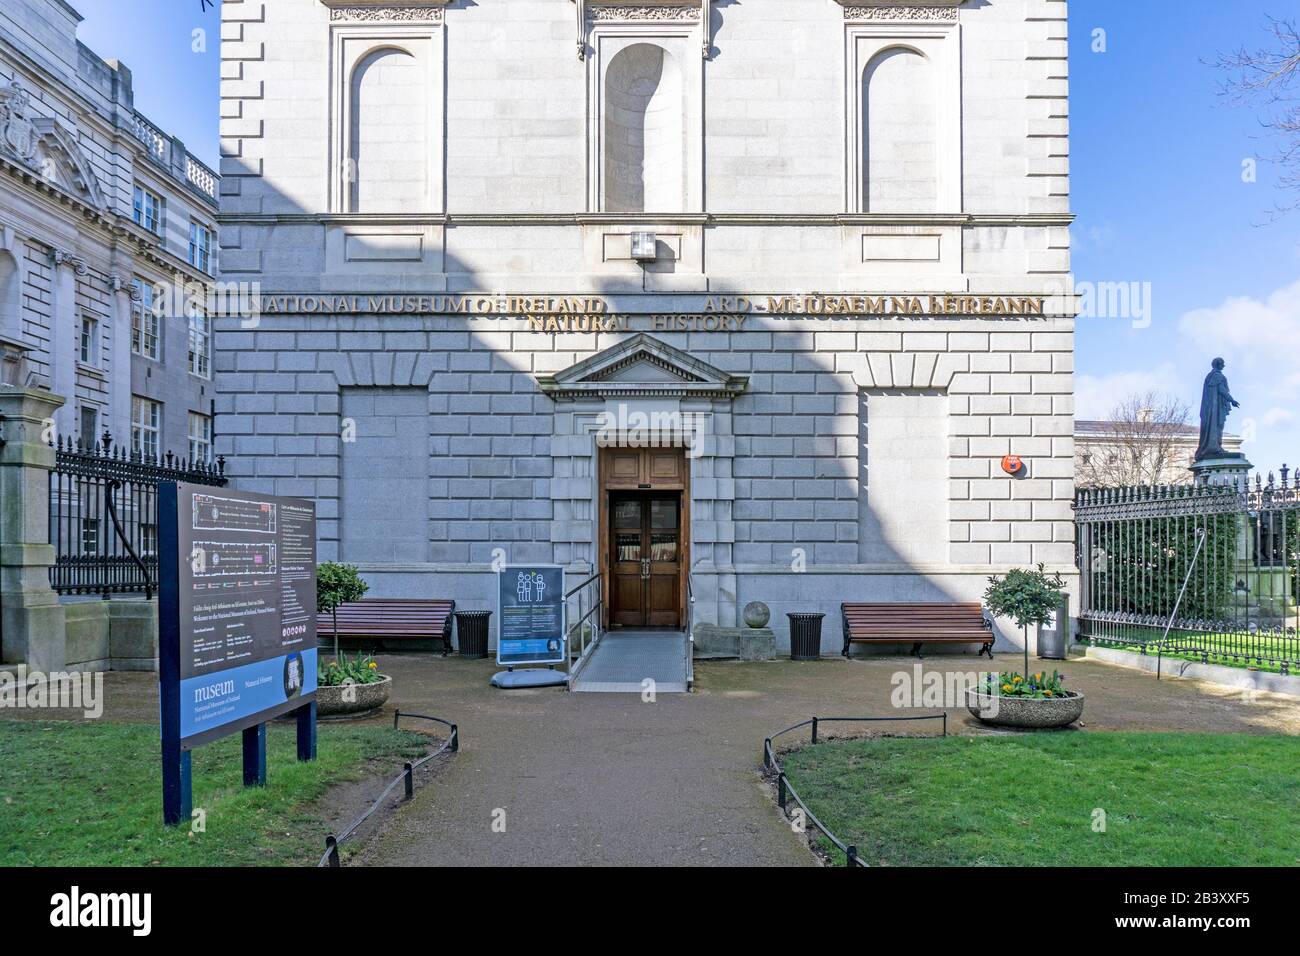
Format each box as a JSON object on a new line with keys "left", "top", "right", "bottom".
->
{"left": 609, "top": 493, "right": 681, "bottom": 628}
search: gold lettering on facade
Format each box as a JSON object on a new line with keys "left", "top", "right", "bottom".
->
{"left": 254, "top": 292, "right": 1049, "bottom": 328}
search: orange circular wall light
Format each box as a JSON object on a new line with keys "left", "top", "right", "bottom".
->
{"left": 1001, "top": 455, "right": 1024, "bottom": 476}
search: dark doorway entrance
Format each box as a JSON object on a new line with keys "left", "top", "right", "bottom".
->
{"left": 609, "top": 492, "right": 681, "bottom": 628}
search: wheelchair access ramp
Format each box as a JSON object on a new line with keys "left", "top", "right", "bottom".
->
{"left": 569, "top": 630, "right": 690, "bottom": 693}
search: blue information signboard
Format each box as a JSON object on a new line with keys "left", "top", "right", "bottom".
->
{"left": 496, "top": 565, "right": 565, "bottom": 666}
{"left": 158, "top": 482, "right": 318, "bottom": 824}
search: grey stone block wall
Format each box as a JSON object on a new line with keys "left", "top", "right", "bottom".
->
{"left": 214, "top": 312, "right": 1077, "bottom": 651}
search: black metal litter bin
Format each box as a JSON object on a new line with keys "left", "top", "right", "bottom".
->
{"left": 787, "top": 612, "right": 825, "bottom": 661}
{"left": 454, "top": 610, "right": 491, "bottom": 659}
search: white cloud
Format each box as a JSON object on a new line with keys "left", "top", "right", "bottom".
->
{"left": 1074, "top": 364, "right": 1181, "bottom": 420}
{"left": 1174, "top": 279, "right": 1300, "bottom": 466}
{"left": 1078, "top": 278, "right": 1300, "bottom": 468}
{"left": 1261, "top": 406, "right": 1294, "bottom": 429}
{"left": 1179, "top": 279, "right": 1300, "bottom": 385}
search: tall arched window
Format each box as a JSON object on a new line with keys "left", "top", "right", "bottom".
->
{"left": 348, "top": 47, "right": 428, "bottom": 213}
{"left": 863, "top": 47, "right": 937, "bottom": 213}
{"left": 603, "top": 44, "right": 684, "bottom": 214}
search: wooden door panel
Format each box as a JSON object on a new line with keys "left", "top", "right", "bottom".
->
{"left": 607, "top": 450, "right": 642, "bottom": 487}
{"left": 612, "top": 573, "right": 644, "bottom": 625}
{"left": 646, "top": 573, "right": 679, "bottom": 626}
{"left": 647, "top": 450, "right": 683, "bottom": 485}
{"left": 601, "top": 447, "right": 686, "bottom": 489}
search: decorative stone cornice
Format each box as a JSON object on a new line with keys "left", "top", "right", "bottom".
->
{"left": 329, "top": 6, "right": 445, "bottom": 22}
{"left": 574, "top": 0, "right": 710, "bottom": 60}
{"left": 50, "top": 249, "right": 88, "bottom": 276}
{"left": 837, "top": 0, "right": 963, "bottom": 21}
{"left": 318, "top": 0, "right": 450, "bottom": 22}
{"left": 108, "top": 273, "right": 142, "bottom": 299}
{"left": 843, "top": 6, "right": 958, "bottom": 20}
{"left": 587, "top": 4, "right": 701, "bottom": 22}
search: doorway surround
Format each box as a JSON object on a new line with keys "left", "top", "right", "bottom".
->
{"left": 540, "top": 334, "right": 747, "bottom": 632}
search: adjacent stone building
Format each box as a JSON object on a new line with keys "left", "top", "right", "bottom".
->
{"left": 1075, "top": 420, "right": 1244, "bottom": 488}
{"left": 217, "top": 0, "right": 1077, "bottom": 653}
{"left": 0, "top": 0, "right": 220, "bottom": 458}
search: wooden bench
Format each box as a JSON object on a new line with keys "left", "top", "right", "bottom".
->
{"left": 840, "top": 602, "right": 994, "bottom": 658}
{"left": 317, "top": 599, "right": 455, "bottom": 655}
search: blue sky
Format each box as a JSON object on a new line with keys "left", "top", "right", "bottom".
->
{"left": 73, "top": 0, "right": 1300, "bottom": 473}
{"left": 1069, "top": 1, "right": 1300, "bottom": 475}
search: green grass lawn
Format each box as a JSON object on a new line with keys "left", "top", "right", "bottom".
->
{"left": 0, "top": 720, "right": 431, "bottom": 866}
{"left": 780, "top": 732, "right": 1300, "bottom": 866}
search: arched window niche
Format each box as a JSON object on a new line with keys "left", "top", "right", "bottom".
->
{"left": 347, "top": 45, "right": 429, "bottom": 213}
{"left": 603, "top": 43, "right": 685, "bottom": 214}
{"left": 862, "top": 45, "right": 937, "bottom": 214}
{"left": 845, "top": 23, "right": 960, "bottom": 216}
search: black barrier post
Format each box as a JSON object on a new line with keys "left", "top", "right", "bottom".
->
{"left": 847, "top": 845, "right": 859, "bottom": 867}
{"left": 242, "top": 722, "right": 267, "bottom": 787}
{"left": 162, "top": 747, "right": 191, "bottom": 827}
{"left": 811, "top": 717, "right": 819, "bottom": 745}
{"left": 324, "top": 835, "right": 340, "bottom": 867}
{"left": 777, "top": 772, "right": 787, "bottom": 811}
{"left": 450, "top": 723, "right": 459, "bottom": 752}
{"left": 762, "top": 738, "right": 771, "bottom": 768}
{"left": 158, "top": 482, "right": 190, "bottom": 826}
{"left": 403, "top": 762, "right": 414, "bottom": 799}
{"left": 297, "top": 701, "right": 317, "bottom": 761}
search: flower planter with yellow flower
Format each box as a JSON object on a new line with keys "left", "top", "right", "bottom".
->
{"left": 966, "top": 670, "right": 1084, "bottom": 729}
{"left": 316, "top": 652, "right": 391, "bottom": 719}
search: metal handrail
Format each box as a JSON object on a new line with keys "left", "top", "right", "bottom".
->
{"left": 762, "top": 714, "right": 947, "bottom": 867}
{"left": 318, "top": 711, "right": 459, "bottom": 867}
{"left": 565, "top": 569, "right": 603, "bottom": 680}
{"left": 685, "top": 567, "right": 696, "bottom": 688}
{"left": 565, "top": 571, "right": 600, "bottom": 599}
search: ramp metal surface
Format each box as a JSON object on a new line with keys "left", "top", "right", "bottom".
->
{"left": 569, "top": 630, "right": 689, "bottom": 693}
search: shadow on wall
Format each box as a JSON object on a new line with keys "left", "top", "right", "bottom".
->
{"left": 216, "top": 16, "right": 1038, "bottom": 660}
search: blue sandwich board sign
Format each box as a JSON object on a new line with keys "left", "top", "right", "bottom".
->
{"left": 158, "top": 482, "right": 318, "bottom": 825}
{"left": 496, "top": 565, "right": 566, "bottom": 667}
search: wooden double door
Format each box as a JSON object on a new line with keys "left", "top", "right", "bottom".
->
{"left": 609, "top": 492, "right": 682, "bottom": 628}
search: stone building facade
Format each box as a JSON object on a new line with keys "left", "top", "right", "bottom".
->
{"left": 217, "top": 0, "right": 1076, "bottom": 653}
{"left": 1075, "top": 420, "right": 1244, "bottom": 488}
{"left": 0, "top": 0, "right": 220, "bottom": 459}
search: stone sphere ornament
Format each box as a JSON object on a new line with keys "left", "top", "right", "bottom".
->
{"left": 742, "top": 601, "right": 770, "bottom": 628}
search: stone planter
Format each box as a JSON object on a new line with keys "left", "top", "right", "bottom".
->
{"left": 316, "top": 675, "right": 391, "bottom": 719}
{"left": 966, "top": 688, "right": 1084, "bottom": 729}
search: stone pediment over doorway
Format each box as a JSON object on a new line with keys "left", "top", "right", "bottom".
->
{"left": 537, "top": 333, "right": 748, "bottom": 401}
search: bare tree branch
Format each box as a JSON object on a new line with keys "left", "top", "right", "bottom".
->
{"left": 1078, "top": 392, "right": 1194, "bottom": 488}
{"left": 1213, "top": 17, "right": 1300, "bottom": 216}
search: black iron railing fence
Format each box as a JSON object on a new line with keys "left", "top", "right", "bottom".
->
{"left": 48, "top": 433, "right": 227, "bottom": 598}
{"left": 763, "top": 714, "right": 948, "bottom": 867}
{"left": 319, "top": 711, "right": 459, "bottom": 867}
{"left": 1074, "top": 469, "right": 1300, "bottom": 673}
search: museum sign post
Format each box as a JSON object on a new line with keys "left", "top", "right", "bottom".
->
{"left": 157, "top": 482, "right": 319, "bottom": 826}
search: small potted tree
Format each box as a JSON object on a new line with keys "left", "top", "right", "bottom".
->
{"left": 315, "top": 563, "right": 389, "bottom": 718}
{"left": 969, "top": 564, "right": 1083, "bottom": 729}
